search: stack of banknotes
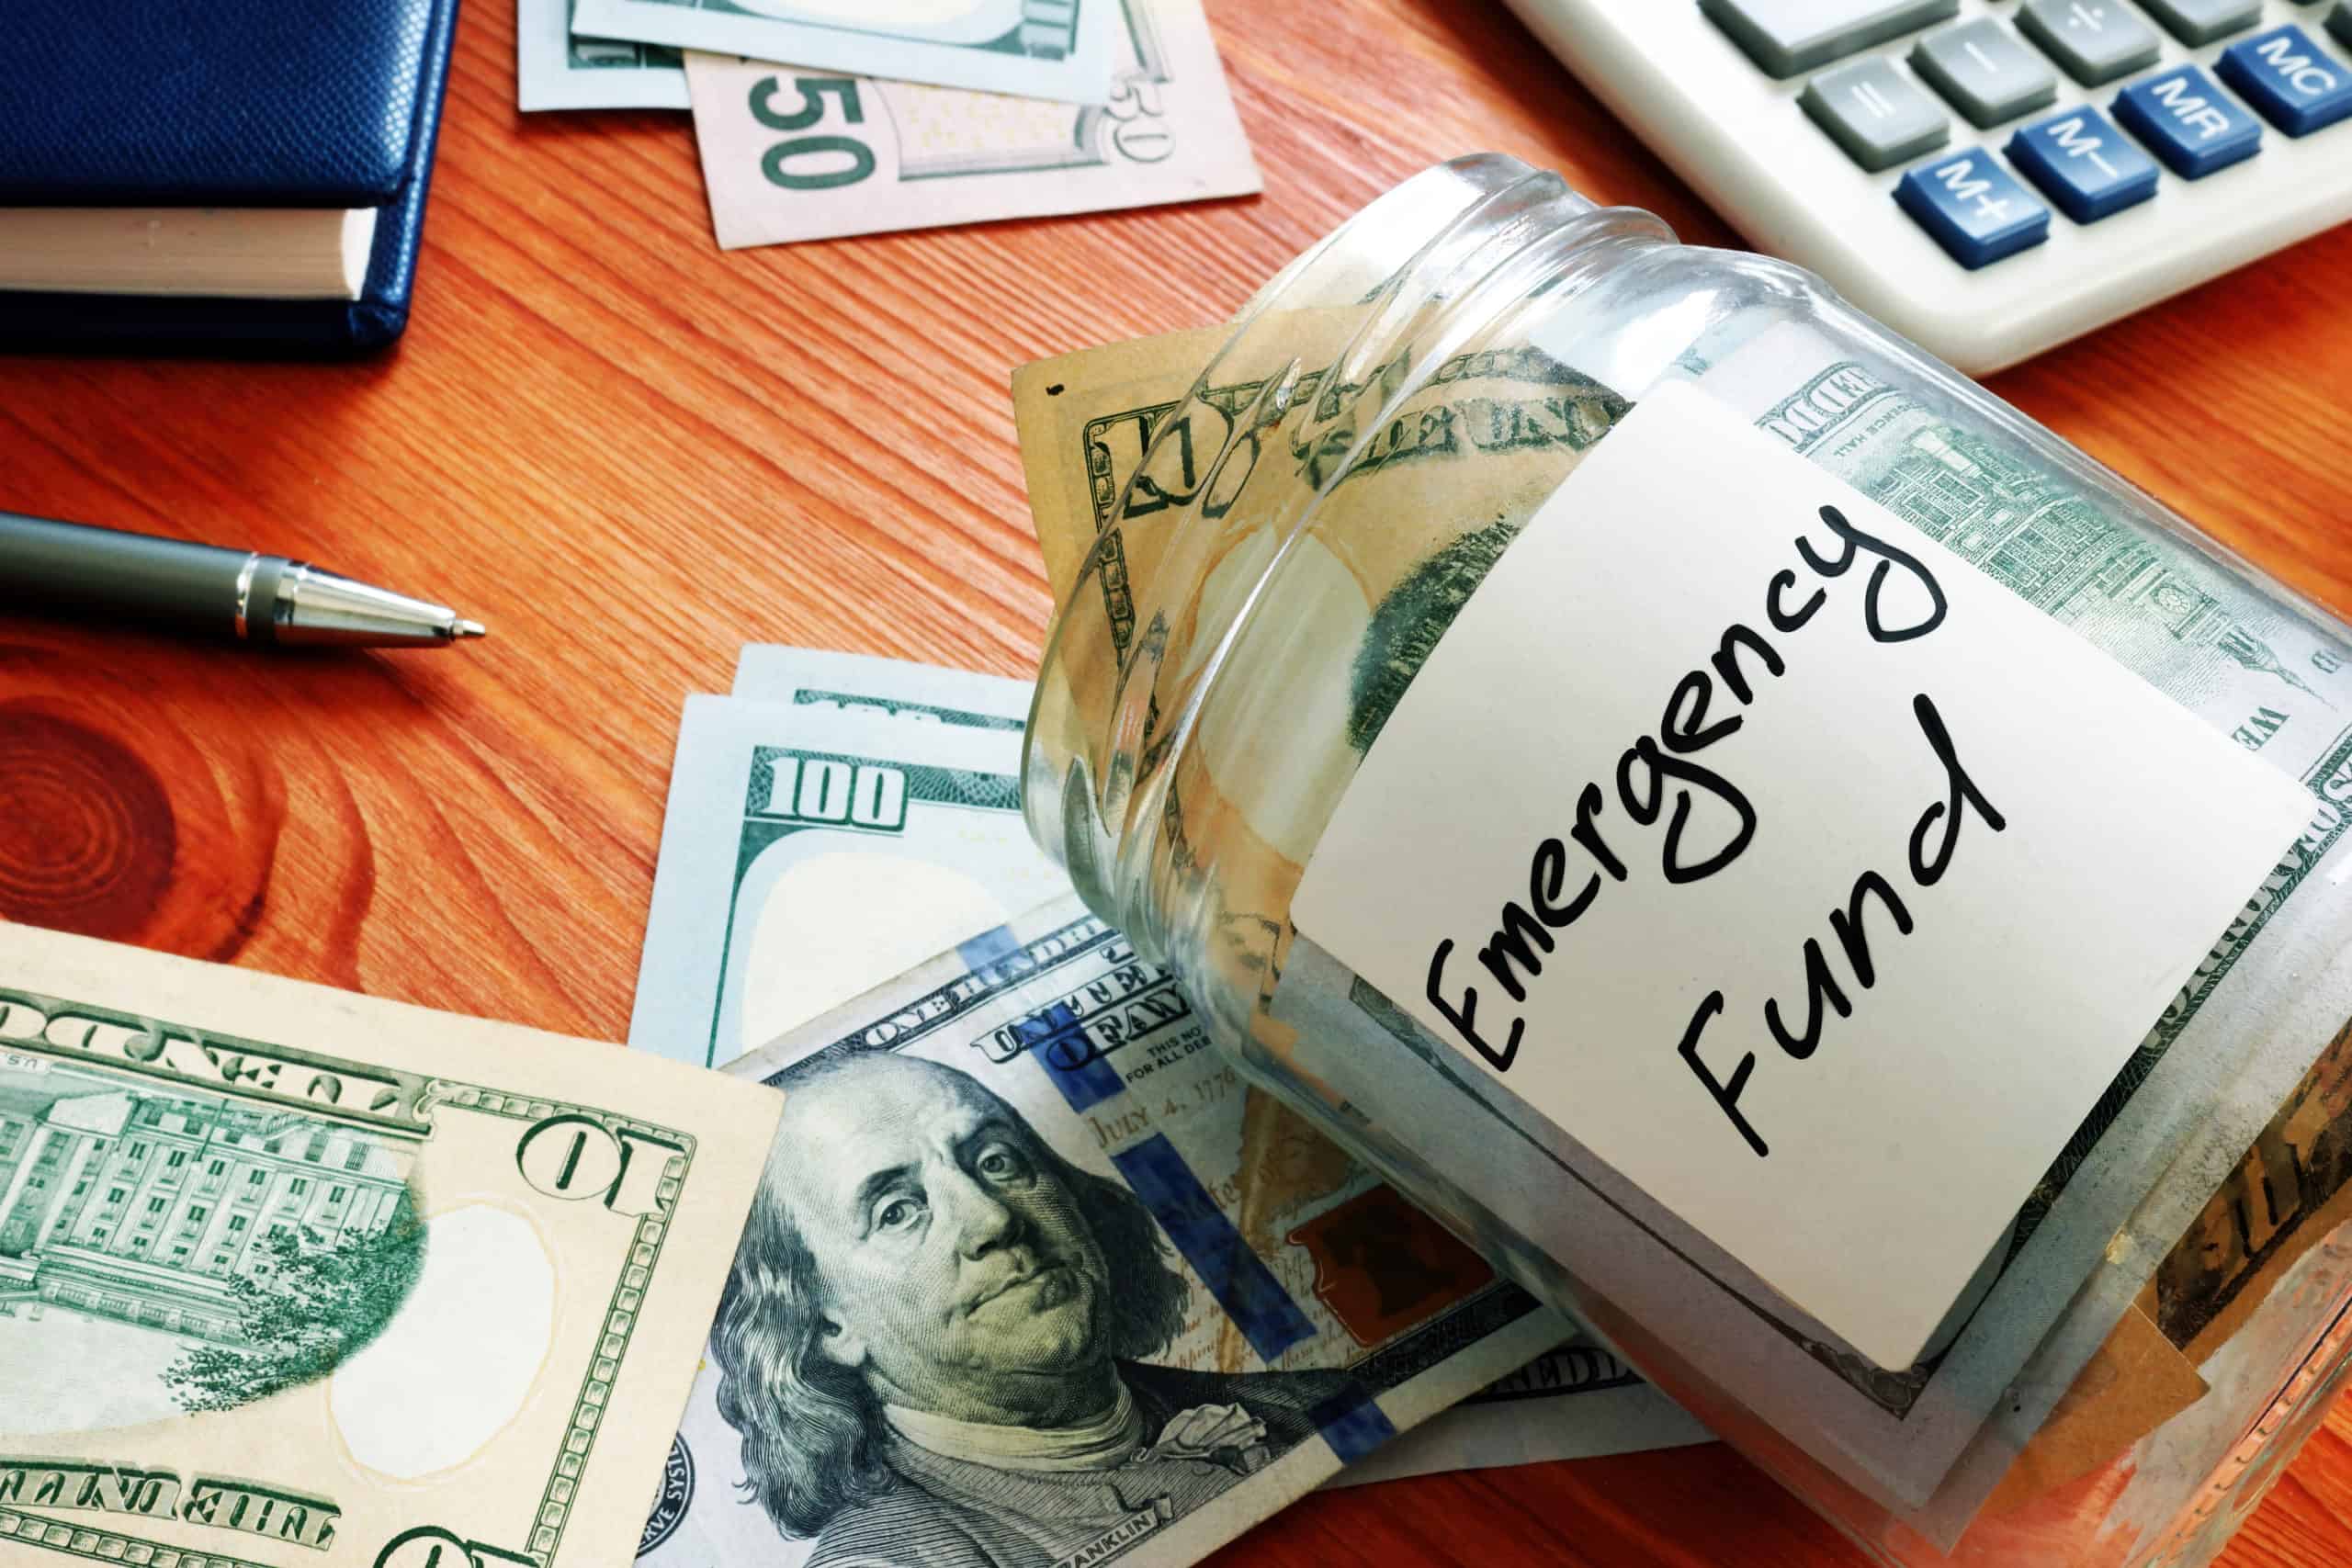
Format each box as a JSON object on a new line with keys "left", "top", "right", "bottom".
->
{"left": 1003, "top": 320, "right": 2352, "bottom": 1551}
{"left": 516, "top": 0, "right": 1261, "bottom": 250}
{"left": 17, "top": 321, "right": 2352, "bottom": 1565}
{"left": 624, "top": 643, "right": 1712, "bottom": 1564}
{"left": 0, "top": 646, "right": 1706, "bottom": 1568}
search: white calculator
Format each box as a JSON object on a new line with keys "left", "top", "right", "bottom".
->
{"left": 1502, "top": 0, "right": 2352, "bottom": 372}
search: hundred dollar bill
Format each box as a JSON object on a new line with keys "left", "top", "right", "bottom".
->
{"left": 1328, "top": 1341, "right": 1710, "bottom": 1488}
{"left": 519, "top": 0, "right": 688, "bottom": 110}
{"left": 1012, "top": 321, "right": 2352, "bottom": 1518}
{"left": 732, "top": 644, "right": 1031, "bottom": 728}
{"left": 628, "top": 696, "right": 1069, "bottom": 1068}
{"left": 681, "top": 0, "right": 1258, "bottom": 251}
{"left": 571, "top": 0, "right": 1118, "bottom": 104}
{"left": 636, "top": 896, "right": 1569, "bottom": 1567}
{"left": 0, "top": 924, "right": 776, "bottom": 1567}
{"left": 718, "top": 646, "right": 1715, "bottom": 1488}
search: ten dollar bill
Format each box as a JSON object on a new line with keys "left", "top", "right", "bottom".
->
{"left": 0, "top": 925, "right": 776, "bottom": 1567}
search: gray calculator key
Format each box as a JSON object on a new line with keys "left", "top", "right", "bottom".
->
{"left": 1801, "top": 58, "right": 1952, "bottom": 168}
{"left": 2018, "top": 0, "right": 2165, "bottom": 85}
{"left": 2137, "top": 0, "right": 2263, "bottom": 45}
{"left": 1911, "top": 19, "right": 2060, "bottom": 126}
{"left": 1702, "top": 0, "right": 1961, "bottom": 79}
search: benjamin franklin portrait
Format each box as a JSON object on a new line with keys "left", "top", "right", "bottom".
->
{"left": 707, "top": 1054, "right": 1351, "bottom": 1568}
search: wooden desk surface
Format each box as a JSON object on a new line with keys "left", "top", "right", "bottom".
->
{"left": 3, "top": 3, "right": 2349, "bottom": 1564}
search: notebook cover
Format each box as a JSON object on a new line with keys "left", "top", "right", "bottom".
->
{"left": 0, "top": 0, "right": 459, "bottom": 355}
{"left": 0, "top": 2, "right": 442, "bottom": 207}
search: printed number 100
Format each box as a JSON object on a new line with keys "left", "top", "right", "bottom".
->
{"left": 750, "top": 75, "right": 874, "bottom": 190}
{"left": 763, "top": 756, "right": 910, "bottom": 830}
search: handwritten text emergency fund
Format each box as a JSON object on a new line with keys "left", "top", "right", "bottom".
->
{"left": 1424, "top": 501, "right": 2002, "bottom": 1157}
{"left": 1288, "top": 377, "right": 2312, "bottom": 1370}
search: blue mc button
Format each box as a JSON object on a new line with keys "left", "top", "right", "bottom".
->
{"left": 2217, "top": 25, "right": 2352, "bottom": 136}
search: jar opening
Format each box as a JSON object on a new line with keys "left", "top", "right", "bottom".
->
{"left": 1023, "top": 154, "right": 1673, "bottom": 962}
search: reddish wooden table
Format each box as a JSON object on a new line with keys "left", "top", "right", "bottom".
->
{"left": 2, "top": 3, "right": 2347, "bottom": 1563}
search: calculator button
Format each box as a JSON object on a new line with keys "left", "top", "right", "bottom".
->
{"left": 2216, "top": 26, "right": 2352, "bottom": 133}
{"left": 2137, "top": 0, "right": 2263, "bottom": 46}
{"left": 1802, "top": 59, "right": 1952, "bottom": 168}
{"left": 2333, "top": 4, "right": 2352, "bottom": 53}
{"left": 2116, "top": 65, "right": 2264, "bottom": 175}
{"left": 1895, "top": 151, "right": 2052, "bottom": 266}
{"left": 1912, "top": 19, "right": 2060, "bottom": 127}
{"left": 2007, "top": 107, "right": 2162, "bottom": 219}
{"left": 1701, "top": 0, "right": 1961, "bottom": 79}
{"left": 2018, "top": 0, "right": 2164, "bottom": 86}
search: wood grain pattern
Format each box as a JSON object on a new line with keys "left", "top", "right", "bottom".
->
{"left": 1, "top": 2, "right": 2348, "bottom": 1563}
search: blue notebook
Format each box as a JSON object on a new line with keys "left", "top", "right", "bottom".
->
{"left": 0, "top": 0, "right": 460, "bottom": 355}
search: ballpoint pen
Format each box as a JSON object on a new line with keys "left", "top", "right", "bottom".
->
{"left": 0, "top": 509, "right": 486, "bottom": 649}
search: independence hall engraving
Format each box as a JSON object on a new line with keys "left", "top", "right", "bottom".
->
{"left": 0, "top": 1057, "right": 412, "bottom": 1344}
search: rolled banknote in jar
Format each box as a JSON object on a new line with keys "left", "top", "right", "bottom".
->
{"left": 1019, "top": 154, "right": 2352, "bottom": 1561}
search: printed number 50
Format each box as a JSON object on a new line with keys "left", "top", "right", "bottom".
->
{"left": 750, "top": 76, "right": 873, "bottom": 190}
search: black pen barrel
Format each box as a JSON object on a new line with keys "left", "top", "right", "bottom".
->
{"left": 0, "top": 510, "right": 265, "bottom": 637}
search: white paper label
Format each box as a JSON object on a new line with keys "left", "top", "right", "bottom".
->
{"left": 1289, "top": 380, "right": 2314, "bottom": 1371}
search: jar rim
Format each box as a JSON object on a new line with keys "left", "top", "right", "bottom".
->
{"left": 1023, "top": 154, "right": 1676, "bottom": 957}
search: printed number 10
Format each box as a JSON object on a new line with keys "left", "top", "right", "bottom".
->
{"left": 750, "top": 75, "right": 874, "bottom": 190}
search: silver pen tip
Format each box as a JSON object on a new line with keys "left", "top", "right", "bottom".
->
{"left": 450, "top": 618, "right": 488, "bottom": 640}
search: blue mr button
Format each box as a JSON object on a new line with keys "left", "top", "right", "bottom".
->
{"left": 2115, "top": 65, "right": 2263, "bottom": 176}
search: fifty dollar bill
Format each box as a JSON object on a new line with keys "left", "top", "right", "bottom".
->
{"left": 0, "top": 925, "right": 776, "bottom": 1567}
{"left": 683, "top": 0, "right": 1258, "bottom": 250}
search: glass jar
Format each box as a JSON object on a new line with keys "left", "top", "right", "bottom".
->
{"left": 1022, "top": 155, "right": 2352, "bottom": 1561}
